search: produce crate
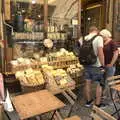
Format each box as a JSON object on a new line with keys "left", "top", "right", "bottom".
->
{"left": 68, "top": 70, "right": 84, "bottom": 86}
{"left": 43, "top": 70, "right": 75, "bottom": 94}
{"left": 20, "top": 81, "right": 45, "bottom": 93}
{"left": 9, "top": 58, "right": 79, "bottom": 72}
{"left": 48, "top": 58, "right": 79, "bottom": 69}
{"left": 9, "top": 62, "right": 41, "bottom": 73}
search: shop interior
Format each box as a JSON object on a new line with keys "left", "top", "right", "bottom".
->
{"left": 0, "top": 0, "right": 120, "bottom": 120}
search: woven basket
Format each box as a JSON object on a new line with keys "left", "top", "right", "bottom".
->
{"left": 20, "top": 81, "right": 45, "bottom": 93}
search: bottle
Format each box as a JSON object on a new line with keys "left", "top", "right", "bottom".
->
{"left": 15, "top": 4, "right": 24, "bottom": 32}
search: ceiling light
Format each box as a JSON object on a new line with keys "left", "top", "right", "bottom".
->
{"left": 32, "top": 0, "right": 36, "bottom": 4}
{"left": 38, "top": 15, "right": 41, "bottom": 18}
{"left": 88, "top": 17, "right": 91, "bottom": 21}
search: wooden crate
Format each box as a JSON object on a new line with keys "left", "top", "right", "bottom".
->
{"left": 20, "top": 82, "right": 45, "bottom": 94}
{"left": 43, "top": 71, "right": 75, "bottom": 94}
{"left": 48, "top": 58, "right": 79, "bottom": 69}
{"left": 9, "top": 63, "right": 40, "bottom": 73}
{"left": 9, "top": 58, "right": 79, "bottom": 72}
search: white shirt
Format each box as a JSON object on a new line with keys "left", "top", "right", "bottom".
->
{"left": 79, "top": 33, "right": 104, "bottom": 67}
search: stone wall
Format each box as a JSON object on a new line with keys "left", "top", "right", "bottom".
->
{"left": 113, "top": 0, "right": 120, "bottom": 41}
{"left": 105, "top": 0, "right": 113, "bottom": 31}
{"left": 106, "top": 0, "right": 120, "bottom": 41}
{"left": 52, "top": 0, "right": 78, "bottom": 25}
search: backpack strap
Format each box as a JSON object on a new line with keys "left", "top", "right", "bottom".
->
{"left": 89, "top": 35, "right": 98, "bottom": 42}
{"left": 82, "top": 35, "right": 98, "bottom": 44}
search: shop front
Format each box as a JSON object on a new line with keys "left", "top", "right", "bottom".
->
{"left": 0, "top": 0, "right": 120, "bottom": 120}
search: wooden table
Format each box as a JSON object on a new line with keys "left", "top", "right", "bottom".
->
{"left": 64, "top": 115, "right": 81, "bottom": 120}
{"left": 12, "top": 90, "right": 65, "bottom": 120}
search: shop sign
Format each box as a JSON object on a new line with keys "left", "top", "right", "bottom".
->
{"left": 72, "top": 19, "right": 78, "bottom": 25}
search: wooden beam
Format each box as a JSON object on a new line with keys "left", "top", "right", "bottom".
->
{"left": 78, "top": 0, "right": 81, "bottom": 38}
{"left": 0, "top": 0, "right": 5, "bottom": 72}
{"left": 10, "top": 0, "right": 56, "bottom": 6}
{"left": 44, "top": 0, "right": 48, "bottom": 37}
{"left": 4, "top": 0, "right": 11, "bottom": 20}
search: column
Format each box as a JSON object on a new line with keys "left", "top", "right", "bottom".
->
{"left": 44, "top": 0, "right": 48, "bottom": 38}
{"left": 77, "top": 0, "right": 81, "bottom": 38}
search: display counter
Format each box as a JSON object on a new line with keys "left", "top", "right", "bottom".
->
{"left": 6, "top": 48, "right": 84, "bottom": 94}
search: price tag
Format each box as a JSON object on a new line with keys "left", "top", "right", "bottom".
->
{"left": 72, "top": 19, "right": 78, "bottom": 25}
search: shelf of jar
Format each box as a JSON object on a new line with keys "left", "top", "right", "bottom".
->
{"left": 12, "top": 32, "right": 44, "bottom": 41}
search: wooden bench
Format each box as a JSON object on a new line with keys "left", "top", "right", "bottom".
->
{"left": 91, "top": 105, "right": 116, "bottom": 120}
{"left": 107, "top": 75, "right": 120, "bottom": 117}
{"left": 107, "top": 75, "right": 120, "bottom": 91}
{"left": 64, "top": 115, "right": 81, "bottom": 120}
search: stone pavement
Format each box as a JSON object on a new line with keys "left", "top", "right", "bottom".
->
{"left": 57, "top": 84, "right": 120, "bottom": 120}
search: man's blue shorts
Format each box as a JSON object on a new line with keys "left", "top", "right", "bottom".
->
{"left": 84, "top": 66, "right": 104, "bottom": 82}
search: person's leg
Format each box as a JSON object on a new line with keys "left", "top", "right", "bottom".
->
{"left": 85, "top": 80, "right": 92, "bottom": 101}
{"left": 107, "top": 66, "right": 117, "bottom": 99}
{"left": 96, "top": 83, "right": 102, "bottom": 105}
{"left": 106, "top": 66, "right": 116, "bottom": 78}
{"left": 91, "top": 67, "right": 104, "bottom": 106}
{"left": 103, "top": 66, "right": 116, "bottom": 98}
{"left": 84, "top": 66, "right": 93, "bottom": 107}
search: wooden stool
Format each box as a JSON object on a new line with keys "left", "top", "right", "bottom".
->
{"left": 64, "top": 115, "right": 81, "bottom": 120}
{"left": 91, "top": 105, "right": 116, "bottom": 120}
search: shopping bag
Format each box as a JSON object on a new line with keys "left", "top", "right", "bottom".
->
{"left": 3, "top": 89, "right": 14, "bottom": 112}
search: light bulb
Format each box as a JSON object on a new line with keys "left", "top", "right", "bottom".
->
{"left": 32, "top": 0, "right": 36, "bottom": 4}
{"left": 38, "top": 15, "right": 41, "bottom": 18}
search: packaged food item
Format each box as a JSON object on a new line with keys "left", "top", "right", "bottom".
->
{"left": 15, "top": 68, "right": 45, "bottom": 86}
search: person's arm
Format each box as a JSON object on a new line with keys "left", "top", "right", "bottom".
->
{"left": 98, "top": 47, "right": 105, "bottom": 66}
{"left": 97, "top": 36, "right": 105, "bottom": 66}
{"left": 107, "top": 49, "right": 119, "bottom": 67}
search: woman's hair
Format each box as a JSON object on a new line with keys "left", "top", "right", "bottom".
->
{"left": 100, "top": 29, "right": 112, "bottom": 38}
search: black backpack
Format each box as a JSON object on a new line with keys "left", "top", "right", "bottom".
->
{"left": 79, "top": 35, "right": 98, "bottom": 65}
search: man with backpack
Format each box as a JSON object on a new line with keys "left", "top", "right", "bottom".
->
{"left": 79, "top": 26, "right": 105, "bottom": 107}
